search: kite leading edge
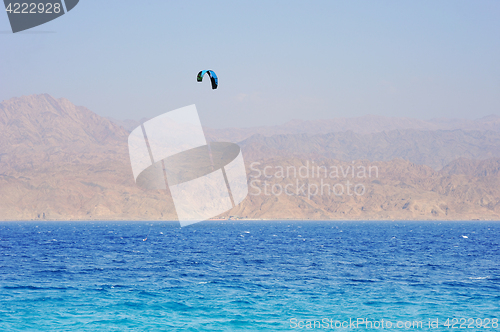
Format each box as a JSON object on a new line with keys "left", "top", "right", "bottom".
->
{"left": 197, "top": 70, "right": 218, "bottom": 89}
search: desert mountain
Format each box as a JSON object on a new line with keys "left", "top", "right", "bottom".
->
{"left": 106, "top": 117, "right": 148, "bottom": 133}
{"left": 111, "top": 113, "right": 500, "bottom": 142}
{"left": 0, "top": 94, "right": 499, "bottom": 221}
{"left": 238, "top": 130, "right": 500, "bottom": 170}
{"left": 0, "top": 94, "right": 177, "bottom": 220}
{"left": 0, "top": 94, "right": 128, "bottom": 173}
{"left": 112, "top": 115, "right": 500, "bottom": 170}
{"left": 204, "top": 114, "right": 500, "bottom": 142}
{"left": 231, "top": 157, "right": 500, "bottom": 220}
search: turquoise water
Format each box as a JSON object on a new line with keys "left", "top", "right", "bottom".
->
{"left": 0, "top": 221, "right": 499, "bottom": 331}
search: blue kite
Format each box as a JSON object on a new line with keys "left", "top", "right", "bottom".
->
{"left": 197, "top": 70, "right": 218, "bottom": 89}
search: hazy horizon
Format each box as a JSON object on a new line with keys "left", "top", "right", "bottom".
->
{"left": 1, "top": 1, "right": 499, "bottom": 128}
{"left": 4, "top": 93, "right": 500, "bottom": 131}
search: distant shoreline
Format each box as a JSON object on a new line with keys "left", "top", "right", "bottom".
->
{"left": 1, "top": 218, "right": 498, "bottom": 222}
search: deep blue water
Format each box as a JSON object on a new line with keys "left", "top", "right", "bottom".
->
{"left": 0, "top": 221, "right": 499, "bottom": 331}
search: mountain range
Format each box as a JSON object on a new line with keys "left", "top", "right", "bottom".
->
{"left": 1, "top": 94, "right": 499, "bottom": 221}
{"left": 112, "top": 113, "right": 500, "bottom": 140}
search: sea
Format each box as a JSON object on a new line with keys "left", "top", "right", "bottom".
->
{"left": 0, "top": 221, "right": 498, "bottom": 331}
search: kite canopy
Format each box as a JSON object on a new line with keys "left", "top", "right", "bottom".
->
{"left": 197, "top": 70, "right": 218, "bottom": 89}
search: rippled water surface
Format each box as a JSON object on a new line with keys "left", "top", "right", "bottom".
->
{"left": 0, "top": 221, "right": 499, "bottom": 331}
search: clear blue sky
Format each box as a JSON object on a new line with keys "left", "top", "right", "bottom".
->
{"left": 1, "top": 1, "right": 499, "bottom": 128}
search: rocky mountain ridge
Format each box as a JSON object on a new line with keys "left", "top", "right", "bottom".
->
{"left": 0, "top": 94, "right": 499, "bottom": 221}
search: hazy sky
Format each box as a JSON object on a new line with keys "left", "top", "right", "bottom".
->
{"left": 1, "top": 1, "right": 499, "bottom": 128}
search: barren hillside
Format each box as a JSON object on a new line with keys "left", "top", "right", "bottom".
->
{"left": 1, "top": 94, "right": 499, "bottom": 221}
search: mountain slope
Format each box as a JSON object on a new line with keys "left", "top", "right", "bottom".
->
{"left": 239, "top": 130, "right": 500, "bottom": 170}
{"left": 0, "top": 94, "right": 499, "bottom": 221}
{"left": 203, "top": 114, "right": 500, "bottom": 142}
{"left": 222, "top": 157, "right": 500, "bottom": 220}
{"left": 0, "top": 94, "right": 177, "bottom": 220}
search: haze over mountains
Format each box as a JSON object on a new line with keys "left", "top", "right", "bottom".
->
{"left": 113, "top": 113, "right": 500, "bottom": 140}
{"left": 116, "top": 112, "right": 500, "bottom": 170}
{"left": 238, "top": 130, "right": 500, "bottom": 170}
{"left": 1, "top": 94, "right": 499, "bottom": 221}
{"left": 0, "top": 95, "right": 177, "bottom": 220}
{"left": 205, "top": 114, "right": 500, "bottom": 142}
